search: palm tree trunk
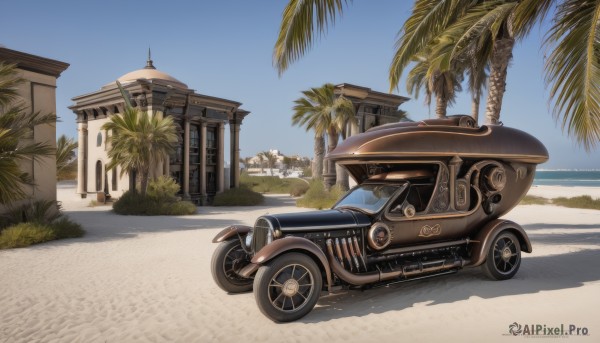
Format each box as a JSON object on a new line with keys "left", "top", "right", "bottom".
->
{"left": 140, "top": 170, "right": 150, "bottom": 196}
{"left": 485, "top": 37, "right": 515, "bottom": 124}
{"left": 313, "top": 134, "right": 324, "bottom": 179}
{"left": 335, "top": 126, "right": 350, "bottom": 190}
{"left": 435, "top": 95, "right": 448, "bottom": 118}
{"left": 471, "top": 95, "right": 480, "bottom": 124}
{"left": 325, "top": 129, "right": 339, "bottom": 189}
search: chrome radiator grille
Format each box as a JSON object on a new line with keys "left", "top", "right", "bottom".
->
{"left": 251, "top": 218, "right": 272, "bottom": 253}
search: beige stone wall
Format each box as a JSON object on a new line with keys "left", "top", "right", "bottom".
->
{"left": 7, "top": 69, "right": 58, "bottom": 208}
{"left": 86, "top": 118, "right": 130, "bottom": 197}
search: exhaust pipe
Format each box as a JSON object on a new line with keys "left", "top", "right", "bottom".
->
{"left": 325, "top": 239, "right": 464, "bottom": 286}
{"left": 326, "top": 239, "right": 380, "bottom": 285}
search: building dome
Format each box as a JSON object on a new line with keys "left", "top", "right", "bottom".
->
{"left": 105, "top": 50, "right": 188, "bottom": 89}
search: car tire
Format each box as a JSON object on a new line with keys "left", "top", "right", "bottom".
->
{"left": 482, "top": 230, "right": 521, "bottom": 280}
{"left": 254, "top": 253, "right": 322, "bottom": 322}
{"left": 211, "top": 239, "right": 253, "bottom": 293}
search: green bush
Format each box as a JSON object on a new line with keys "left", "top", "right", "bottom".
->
{"left": 212, "top": 186, "right": 265, "bottom": 206}
{"left": 0, "top": 217, "right": 84, "bottom": 249}
{"left": 296, "top": 180, "right": 345, "bottom": 209}
{"left": 52, "top": 217, "right": 85, "bottom": 239}
{"left": 553, "top": 195, "right": 600, "bottom": 210}
{"left": 289, "top": 182, "right": 310, "bottom": 197}
{"left": 1, "top": 200, "right": 62, "bottom": 229}
{"left": 0, "top": 222, "right": 55, "bottom": 249}
{"left": 112, "top": 190, "right": 196, "bottom": 215}
{"left": 147, "top": 175, "right": 180, "bottom": 202}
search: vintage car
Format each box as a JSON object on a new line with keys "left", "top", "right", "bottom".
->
{"left": 210, "top": 115, "right": 548, "bottom": 322}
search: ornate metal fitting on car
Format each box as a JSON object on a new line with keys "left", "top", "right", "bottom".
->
{"left": 367, "top": 222, "right": 392, "bottom": 250}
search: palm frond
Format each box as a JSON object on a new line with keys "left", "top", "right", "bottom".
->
{"left": 544, "top": 0, "right": 600, "bottom": 150}
{"left": 274, "top": 0, "right": 348, "bottom": 75}
{"left": 389, "top": 0, "right": 473, "bottom": 90}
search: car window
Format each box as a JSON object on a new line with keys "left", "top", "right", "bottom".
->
{"left": 334, "top": 183, "right": 406, "bottom": 214}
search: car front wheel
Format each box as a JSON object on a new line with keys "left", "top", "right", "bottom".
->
{"left": 254, "top": 252, "right": 322, "bottom": 322}
{"left": 211, "top": 239, "right": 253, "bottom": 293}
{"left": 482, "top": 231, "right": 521, "bottom": 280}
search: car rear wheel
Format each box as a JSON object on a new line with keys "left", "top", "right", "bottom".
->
{"left": 254, "top": 253, "right": 322, "bottom": 322}
{"left": 482, "top": 231, "right": 521, "bottom": 280}
{"left": 211, "top": 239, "right": 253, "bottom": 293}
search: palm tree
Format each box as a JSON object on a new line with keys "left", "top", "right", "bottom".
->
{"left": 406, "top": 52, "right": 463, "bottom": 118}
{"left": 101, "top": 105, "right": 177, "bottom": 196}
{"left": 257, "top": 153, "right": 265, "bottom": 174}
{"left": 260, "top": 150, "right": 278, "bottom": 176}
{"left": 0, "top": 63, "right": 56, "bottom": 205}
{"left": 292, "top": 83, "right": 355, "bottom": 184}
{"left": 241, "top": 156, "right": 252, "bottom": 171}
{"left": 274, "top": 0, "right": 600, "bottom": 149}
{"left": 56, "top": 134, "right": 78, "bottom": 178}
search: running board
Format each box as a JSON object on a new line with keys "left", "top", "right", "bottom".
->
{"left": 372, "top": 269, "right": 459, "bottom": 289}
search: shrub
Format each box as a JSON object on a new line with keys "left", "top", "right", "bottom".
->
{"left": 160, "top": 200, "right": 198, "bottom": 215}
{"left": 147, "top": 175, "right": 180, "bottom": 202}
{"left": 0, "top": 222, "right": 56, "bottom": 249}
{"left": 552, "top": 195, "right": 600, "bottom": 210}
{"left": 0, "top": 200, "right": 62, "bottom": 229}
{"left": 112, "top": 190, "right": 196, "bottom": 215}
{"left": 212, "top": 186, "right": 265, "bottom": 206}
{"left": 520, "top": 195, "right": 549, "bottom": 205}
{"left": 52, "top": 217, "right": 85, "bottom": 239}
{"left": 0, "top": 216, "right": 84, "bottom": 249}
{"left": 289, "top": 182, "right": 309, "bottom": 197}
{"left": 296, "top": 181, "right": 345, "bottom": 209}
{"left": 0, "top": 200, "right": 84, "bottom": 249}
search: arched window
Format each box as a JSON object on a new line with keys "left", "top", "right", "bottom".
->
{"left": 97, "top": 132, "right": 102, "bottom": 147}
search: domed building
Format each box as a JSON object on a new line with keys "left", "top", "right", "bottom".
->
{"left": 70, "top": 53, "right": 250, "bottom": 204}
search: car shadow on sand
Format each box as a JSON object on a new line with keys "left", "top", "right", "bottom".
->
{"left": 301, "top": 226, "right": 600, "bottom": 323}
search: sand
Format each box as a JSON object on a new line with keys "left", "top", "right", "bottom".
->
{"left": 1, "top": 185, "right": 599, "bottom": 342}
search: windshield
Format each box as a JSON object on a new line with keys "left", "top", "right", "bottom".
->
{"left": 334, "top": 183, "right": 407, "bottom": 214}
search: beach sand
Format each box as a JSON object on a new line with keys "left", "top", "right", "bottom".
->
{"left": 1, "top": 185, "right": 598, "bottom": 342}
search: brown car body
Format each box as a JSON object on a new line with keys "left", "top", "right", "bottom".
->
{"left": 211, "top": 115, "right": 548, "bottom": 322}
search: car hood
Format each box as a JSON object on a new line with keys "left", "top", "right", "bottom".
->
{"left": 263, "top": 209, "right": 371, "bottom": 232}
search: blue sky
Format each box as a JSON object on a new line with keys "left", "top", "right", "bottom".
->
{"left": 2, "top": 0, "right": 598, "bottom": 169}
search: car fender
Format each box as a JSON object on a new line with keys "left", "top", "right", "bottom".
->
{"left": 212, "top": 225, "right": 252, "bottom": 243}
{"left": 251, "top": 236, "right": 333, "bottom": 291}
{"left": 467, "top": 219, "right": 532, "bottom": 267}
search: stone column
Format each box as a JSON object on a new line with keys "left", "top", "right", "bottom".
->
{"left": 217, "top": 122, "right": 225, "bottom": 193}
{"left": 229, "top": 122, "right": 240, "bottom": 188}
{"left": 77, "top": 121, "right": 88, "bottom": 198}
{"left": 200, "top": 122, "right": 207, "bottom": 203}
{"left": 183, "top": 118, "right": 190, "bottom": 199}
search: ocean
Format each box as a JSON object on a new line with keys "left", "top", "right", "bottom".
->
{"left": 533, "top": 170, "right": 600, "bottom": 187}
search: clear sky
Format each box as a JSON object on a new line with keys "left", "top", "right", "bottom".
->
{"left": 2, "top": 0, "right": 598, "bottom": 170}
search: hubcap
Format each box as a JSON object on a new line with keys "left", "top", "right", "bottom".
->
{"left": 501, "top": 247, "right": 512, "bottom": 261}
{"left": 282, "top": 279, "right": 300, "bottom": 297}
{"left": 493, "top": 236, "right": 520, "bottom": 274}
{"left": 268, "top": 264, "right": 314, "bottom": 312}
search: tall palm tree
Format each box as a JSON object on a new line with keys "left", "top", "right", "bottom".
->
{"left": 0, "top": 63, "right": 56, "bottom": 205}
{"left": 274, "top": 0, "right": 600, "bottom": 149}
{"left": 56, "top": 134, "right": 78, "bottom": 176}
{"left": 292, "top": 83, "right": 355, "bottom": 183}
{"left": 101, "top": 105, "right": 177, "bottom": 196}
